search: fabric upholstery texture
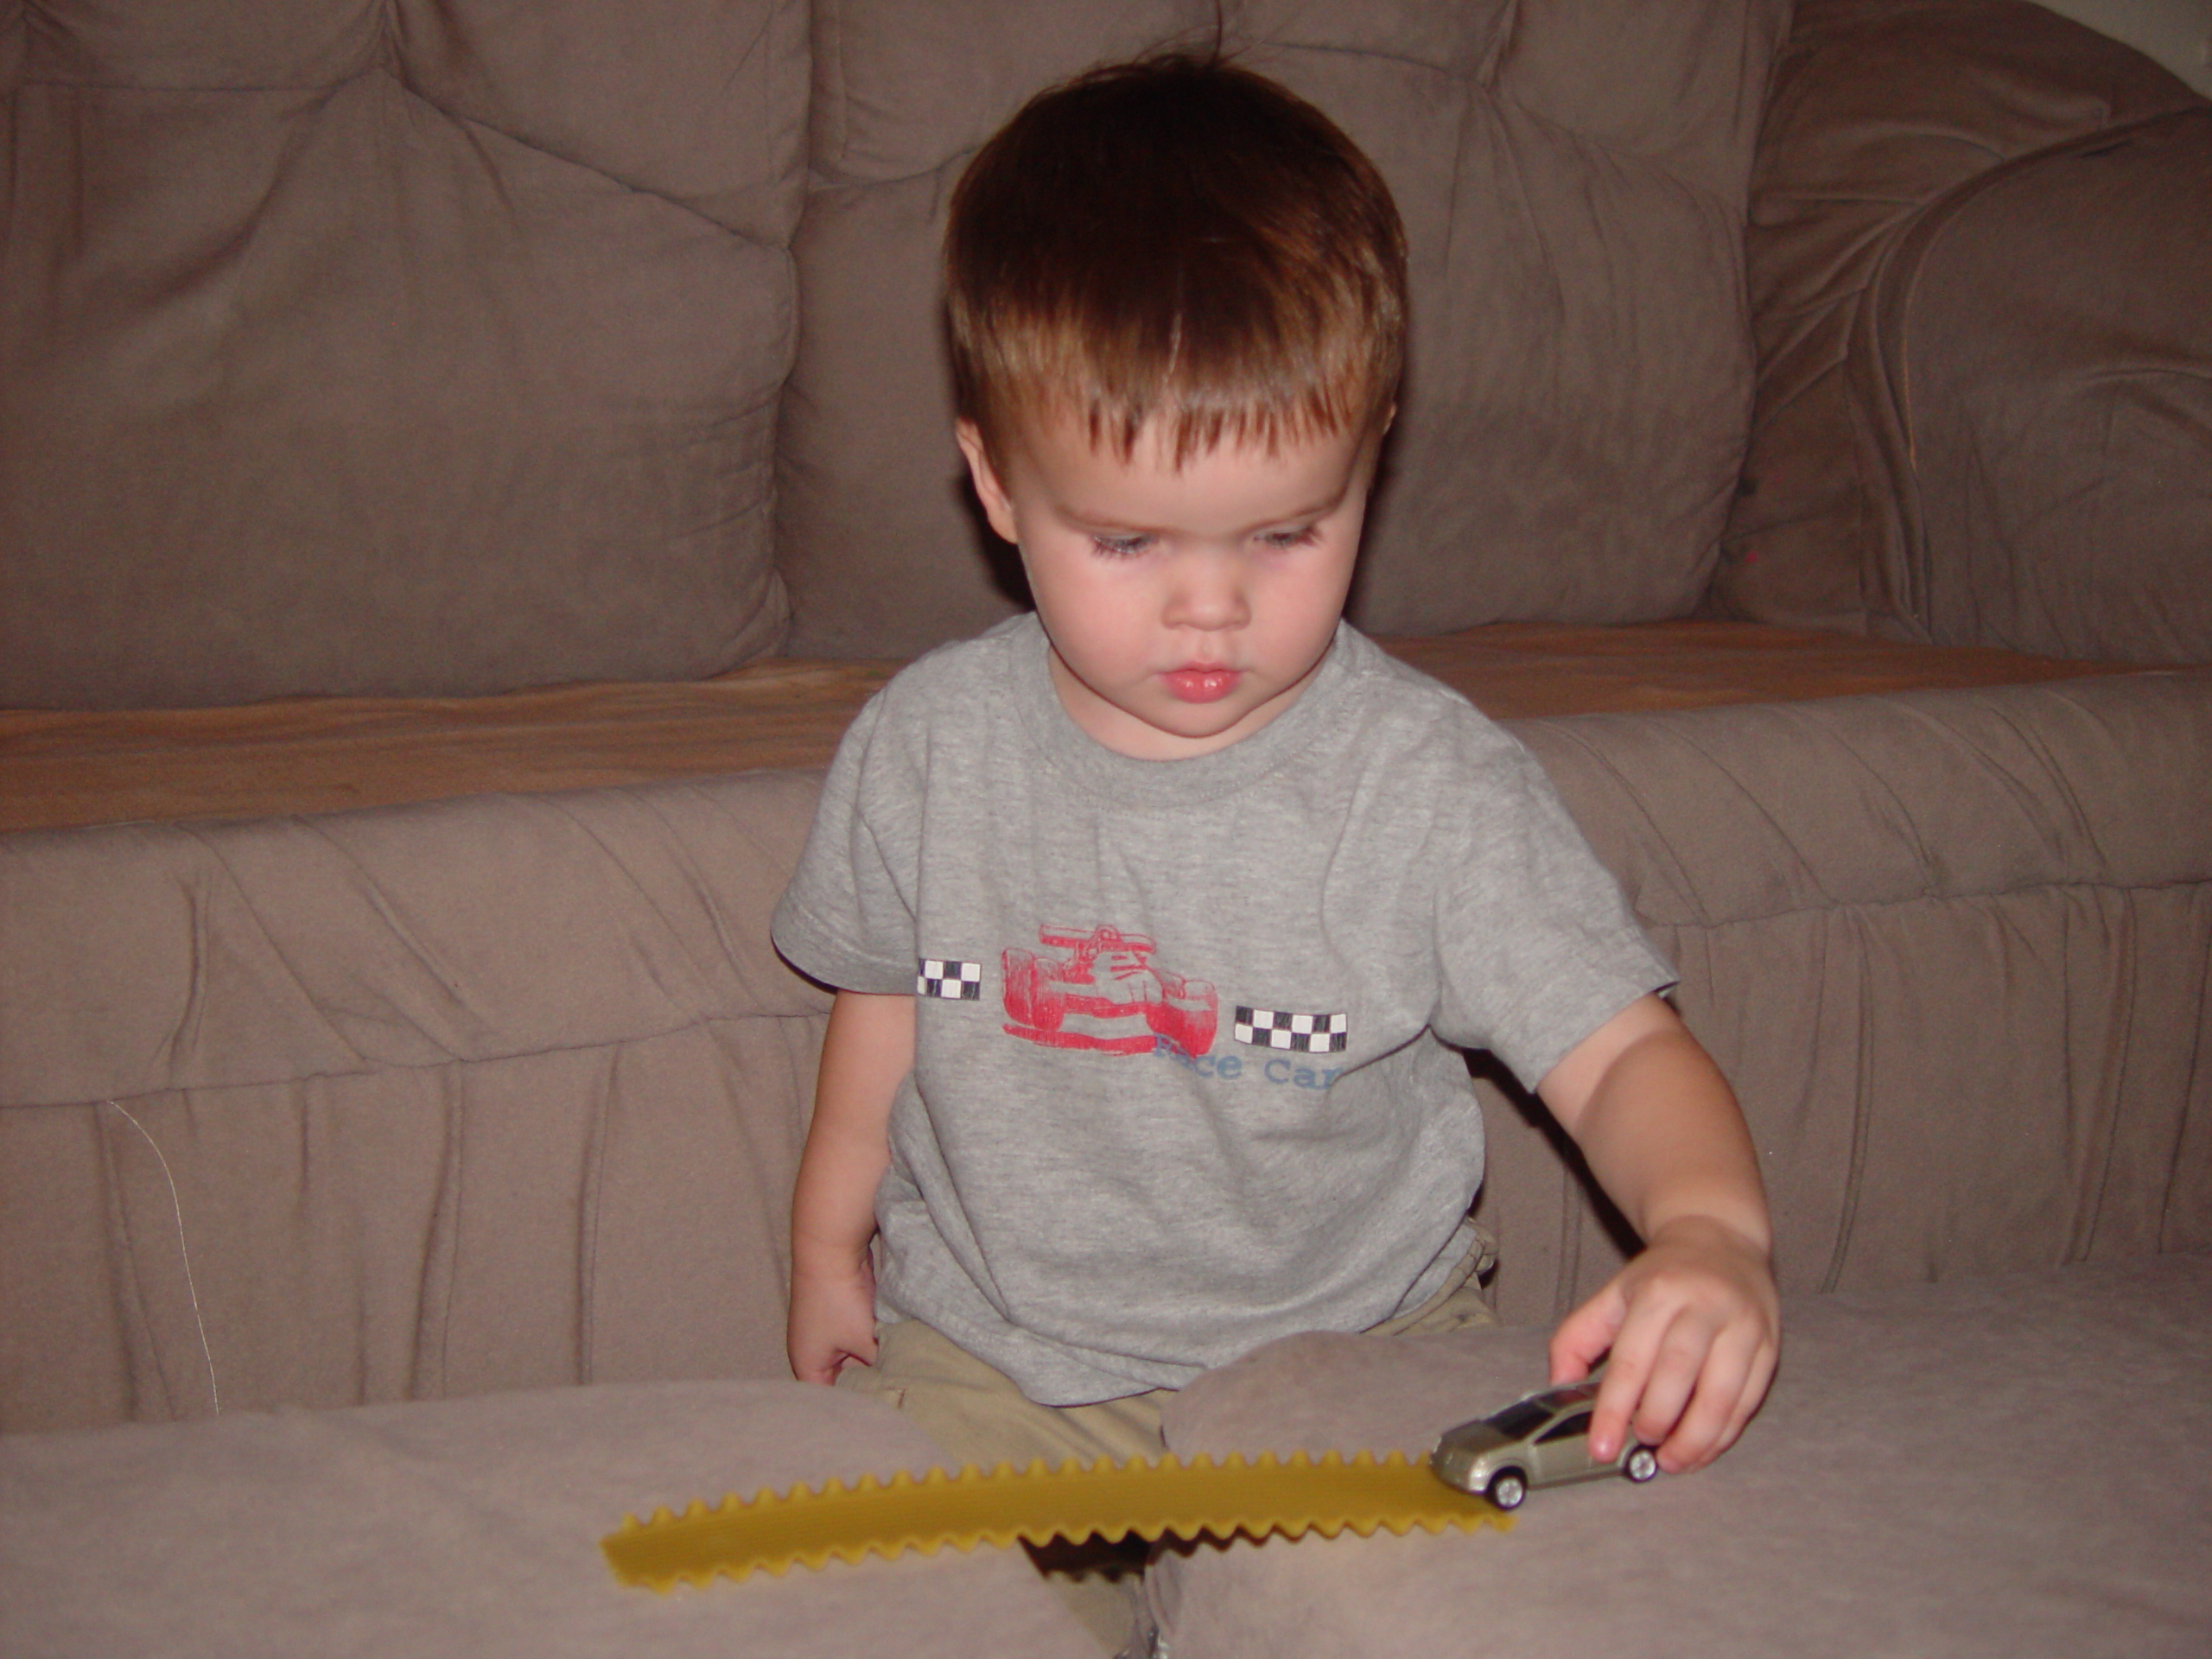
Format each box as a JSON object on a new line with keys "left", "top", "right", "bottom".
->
{"left": 0, "top": 0, "right": 806, "bottom": 708}
{"left": 1888, "top": 110, "right": 2212, "bottom": 662}
{"left": 1475, "top": 668, "right": 2212, "bottom": 1323}
{"left": 0, "top": 2, "right": 2205, "bottom": 1650}
{"left": 7, "top": 671, "right": 2204, "bottom": 1432}
{"left": 1715, "top": 0, "right": 2206, "bottom": 637}
{"left": 0, "top": 1380, "right": 1097, "bottom": 1657}
{"left": 0, "top": 772, "right": 831, "bottom": 1429}
{"left": 778, "top": 0, "right": 1787, "bottom": 656}
{"left": 1153, "top": 1253, "right": 2212, "bottom": 1657}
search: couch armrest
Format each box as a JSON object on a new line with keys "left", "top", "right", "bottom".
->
{"left": 1859, "top": 109, "right": 2212, "bottom": 661}
{"left": 1714, "top": 0, "right": 2209, "bottom": 656}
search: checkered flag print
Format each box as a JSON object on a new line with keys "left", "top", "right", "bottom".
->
{"left": 1233, "top": 1007, "right": 1348, "bottom": 1053}
{"left": 916, "top": 958, "right": 984, "bottom": 1001}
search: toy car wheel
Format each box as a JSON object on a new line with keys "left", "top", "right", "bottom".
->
{"left": 1487, "top": 1469, "right": 1528, "bottom": 1510}
{"left": 1624, "top": 1446, "right": 1659, "bottom": 1484}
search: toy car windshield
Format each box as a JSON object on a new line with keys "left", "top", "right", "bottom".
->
{"left": 1484, "top": 1399, "right": 1552, "bottom": 1440}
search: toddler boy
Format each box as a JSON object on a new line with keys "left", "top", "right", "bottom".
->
{"left": 772, "top": 49, "right": 1777, "bottom": 1649}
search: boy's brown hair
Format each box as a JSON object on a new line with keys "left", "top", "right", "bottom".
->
{"left": 945, "top": 52, "right": 1407, "bottom": 468}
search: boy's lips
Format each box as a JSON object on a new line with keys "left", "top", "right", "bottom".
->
{"left": 1162, "top": 666, "right": 1243, "bottom": 703}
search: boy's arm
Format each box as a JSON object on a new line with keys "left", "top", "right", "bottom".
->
{"left": 788, "top": 989, "right": 914, "bottom": 1385}
{"left": 1535, "top": 993, "right": 1780, "bottom": 1474}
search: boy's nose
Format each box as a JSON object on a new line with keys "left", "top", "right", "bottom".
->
{"left": 1162, "top": 550, "right": 1251, "bottom": 632}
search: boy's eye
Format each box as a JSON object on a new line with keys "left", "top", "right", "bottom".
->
{"left": 1258, "top": 525, "right": 1322, "bottom": 551}
{"left": 1090, "top": 534, "right": 1151, "bottom": 558}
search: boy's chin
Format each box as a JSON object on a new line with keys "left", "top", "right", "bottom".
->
{"left": 1090, "top": 685, "right": 1294, "bottom": 760}
{"left": 1049, "top": 650, "right": 1313, "bottom": 759}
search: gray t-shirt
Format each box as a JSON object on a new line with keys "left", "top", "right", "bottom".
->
{"left": 773, "top": 613, "right": 1673, "bottom": 1404}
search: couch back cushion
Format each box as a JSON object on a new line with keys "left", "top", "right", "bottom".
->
{"left": 1713, "top": 0, "right": 2208, "bottom": 658}
{"left": 777, "top": 0, "right": 1786, "bottom": 657}
{"left": 0, "top": 0, "right": 806, "bottom": 709}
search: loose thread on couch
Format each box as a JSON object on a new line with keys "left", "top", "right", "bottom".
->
{"left": 103, "top": 1101, "right": 222, "bottom": 1418}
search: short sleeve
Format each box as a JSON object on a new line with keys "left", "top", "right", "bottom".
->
{"left": 771, "top": 693, "right": 924, "bottom": 995}
{"left": 1428, "top": 734, "right": 1675, "bottom": 1090}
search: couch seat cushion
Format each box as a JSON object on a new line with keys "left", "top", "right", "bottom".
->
{"left": 0, "top": 1378, "right": 1095, "bottom": 1658}
{"left": 1154, "top": 1253, "right": 2212, "bottom": 1657}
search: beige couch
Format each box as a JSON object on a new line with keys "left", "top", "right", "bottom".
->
{"left": 3, "top": 2, "right": 2209, "bottom": 1654}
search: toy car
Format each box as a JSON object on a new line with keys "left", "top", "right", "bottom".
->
{"left": 1428, "top": 1377, "right": 1660, "bottom": 1510}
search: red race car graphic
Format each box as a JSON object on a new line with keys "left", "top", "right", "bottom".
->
{"left": 1001, "top": 925, "right": 1218, "bottom": 1057}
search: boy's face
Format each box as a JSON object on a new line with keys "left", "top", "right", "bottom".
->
{"left": 957, "top": 410, "right": 1382, "bottom": 760}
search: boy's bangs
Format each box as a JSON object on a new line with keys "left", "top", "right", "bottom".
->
{"left": 984, "top": 308, "right": 1393, "bottom": 467}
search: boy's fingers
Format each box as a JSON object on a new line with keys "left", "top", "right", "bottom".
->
{"left": 1591, "top": 1283, "right": 1745, "bottom": 1462}
{"left": 1547, "top": 1285, "right": 1624, "bottom": 1386}
{"left": 1586, "top": 1306, "right": 1694, "bottom": 1462}
{"left": 1584, "top": 1344, "right": 1662, "bottom": 1462}
{"left": 789, "top": 1297, "right": 880, "bottom": 1387}
{"left": 1708, "top": 1336, "right": 1780, "bottom": 1459}
{"left": 833, "top": 1325, "right": 880, "bottom": 1376}
{"left": 1649, "top": 1338, "right": 1748, "bottom": 1471}
{"left": 1629, "top": 1337, "right": 1709, "bottom": 1463}
{"left": 1654, "top": 1324, "right": 1779, "bottom": 1471}
{"left": 796, "top": 1340, "right": 874, "bottom": 1388}
{"left": 790, "top": 1334, "right": 834, "bottom": 1385}
{"left": 1554, "top": 1255, "right": 1781, "bottom": 1467}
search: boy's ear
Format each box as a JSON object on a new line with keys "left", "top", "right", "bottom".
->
{"left": 956, "top": 420, "right": 1022, "bottom": 546}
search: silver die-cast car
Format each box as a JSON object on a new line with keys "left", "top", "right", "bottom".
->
{"left": 1429, "top": 1377, "right": 1660, "bottom": 1510}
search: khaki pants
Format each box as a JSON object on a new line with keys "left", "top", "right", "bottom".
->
{"left": 836, "top": 1234, "right": 1497, "bottom": 1654}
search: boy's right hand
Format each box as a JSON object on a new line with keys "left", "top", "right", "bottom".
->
{"left": 787, "top": 1257, "right": 880, "bottom": 1385}
{"left": 786, "top": 989, "right": 910, "bottom": 1385}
